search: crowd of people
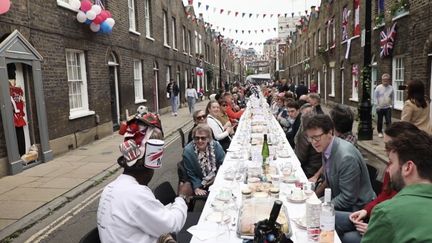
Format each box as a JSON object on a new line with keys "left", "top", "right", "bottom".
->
{"left": 95, "top": 77, "right": 432, "bottom": 243}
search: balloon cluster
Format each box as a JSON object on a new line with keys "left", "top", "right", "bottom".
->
{"left": 69, "top": 0, "right": 115, "bottom": 33}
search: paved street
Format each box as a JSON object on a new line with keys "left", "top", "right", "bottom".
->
{"left": 0, "top": 101, "right": 207, "bottom": 242}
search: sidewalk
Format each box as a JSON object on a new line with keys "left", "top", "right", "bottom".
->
{"left": 0, "top": 101, "right": 208, "bottom": 240}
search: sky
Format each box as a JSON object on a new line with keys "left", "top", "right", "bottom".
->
{"left": 183, "top": 0, "right": 321, "bottom": 54}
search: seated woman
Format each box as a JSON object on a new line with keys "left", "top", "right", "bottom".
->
{"left": 206, "top": 100, "right": 234, "bottom": 152}
{"left": 183, "top": 124, "right": 225, "bottom": 196}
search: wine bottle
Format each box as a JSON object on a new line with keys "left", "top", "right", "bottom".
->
{"left": 254, "top": 200, "right": 284, "bottom": 243}
{"left": 261, "top": 134, "right": 269, "bottom": 165}
{"left": 319, "top": 188, "right": 335, "bottom": 243}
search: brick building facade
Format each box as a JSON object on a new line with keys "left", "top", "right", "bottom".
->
{"left": 283, "top": 0, "right": 432, "bottom": 119}
{"left": 0, "top": 0, "right": 241, "bottom": 176}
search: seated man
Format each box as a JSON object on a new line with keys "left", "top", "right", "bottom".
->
{"left": 362, "top": 129, "right": 432, "bottom": 242}
{"left": 330, "top": 104, "right": 357, "bottom": 145}
{"left": 304, "top": 114, "right": 375, "bottom": 211}
{"left": 284, "top": 100, "right": 301, "bottom": 148}
{"left": 308, "top": 93, "right": 324, "bottom": 114}
{"left": 97, "top": 112, "right": 189, "bottom": 243}
{"left": 335, "top": 122, "right": 418, "bottom": 243}
{"left": 183, "top": 124, "right": 225, "bottom": 196}
{"left": 294, "top": 104, "right": 322, "bottom": 179}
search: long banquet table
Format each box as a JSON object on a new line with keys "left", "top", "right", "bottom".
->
{"left": 189, "top": 100, "right": 341, "bottom": 243}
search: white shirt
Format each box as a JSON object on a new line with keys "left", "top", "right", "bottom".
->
{"left": 207, "top": 114, "right": 230, "bottom": 140}
{"left": 185, "top": 88, "right": 198, "bottom": 99}
{"left": 97, "top": 174, "right": 187, "bottom": 243}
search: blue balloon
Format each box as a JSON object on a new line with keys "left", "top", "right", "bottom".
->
{"left": 100, "top": 21, "right": 112, "bottom": 33}
{"left": 84, "top": 19, "right": 92, "bottom": 25}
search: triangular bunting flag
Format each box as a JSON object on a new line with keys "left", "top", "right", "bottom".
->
{"left": 256, "top": 14, "right": 259, "bottom": 18}
{"left": 242, "top": 13, "right": 246, "bottom": 18}
{"left": 263, "top": 14, "right": 266, "bottom": 18}
{"left": 206, "top": 5, "right": 209, "bottom": 11}
{"left": 220, "top": 9, "right": 224, "bottom": 14}
{"left": 198, "top": 2, "right": 201, "bottom": 8}
{"left": 235, "top": 12, "right": 238, "bottom": 17}
{"left": 270, "top": 14, "right": 273, "bottom": 18}
{"left": 249, "top": 13, "right": 252, "bottom": 18}
{"left": 227, "top": 10, "right": 231, "bottom": 15}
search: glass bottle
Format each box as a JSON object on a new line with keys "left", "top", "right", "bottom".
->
{"left": 319, "top": 188, "right": 335, "bottom": 243}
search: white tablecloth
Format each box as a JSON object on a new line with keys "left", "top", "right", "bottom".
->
{"left": 190, "top": 104, "right": 341, "bottom": 243}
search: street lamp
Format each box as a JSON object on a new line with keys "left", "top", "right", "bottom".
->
{"left": 358, "top": 0, "right": 373, "bottom": 140}
{"left": 217, "top": 33, "right": 223, "bottom": 90}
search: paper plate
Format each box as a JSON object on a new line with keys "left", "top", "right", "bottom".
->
{"left": 287, "top": 193, "right": 307, "bottom": 203}
{"left": 227, "top": 147, "right": 241, "bottom": 152}
{"left": 292, "top": 217, "right": 307, "bottom": 229}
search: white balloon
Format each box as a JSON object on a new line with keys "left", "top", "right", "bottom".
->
{"left": 76, "top": 11, "right": 87, "bottom": 23}
{"left": 70, "top": 0, "right": 81, "bottom": 10}
{"left": 91, "top": 5, "right": 102, "bottom": 15}
{"left": 90, "top": 23, "right": 100, "bottom": 32}
{"left": 105, "top": 18, "right": 115, "bottom": 28}
{"left": 86, "top": 10, "right": 97, "bottom": 20}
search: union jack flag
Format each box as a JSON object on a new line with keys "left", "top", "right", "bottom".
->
{"left": 380, "top": 23, "right": 397, "bottom": 58}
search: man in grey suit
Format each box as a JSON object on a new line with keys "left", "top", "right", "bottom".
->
{"left": 305, "top": 114, "right": 375, "bottom": 211}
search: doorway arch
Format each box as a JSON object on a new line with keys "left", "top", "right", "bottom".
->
{"left": 108, "top": 52, "right": 120, "bottom": 130}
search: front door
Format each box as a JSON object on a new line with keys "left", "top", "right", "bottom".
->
{"left": 109, "top": 66, "right": 120, "bottom": 130}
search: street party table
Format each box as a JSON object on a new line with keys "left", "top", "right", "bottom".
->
{"left": 189, "top": 98, "right": 341, "bottom": 243}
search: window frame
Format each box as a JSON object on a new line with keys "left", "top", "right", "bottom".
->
{"left": 330, "top": 67, "right": 335, "bottom": 96}
{"left": 351, "top": 65, "right": 359, "bottom": 101}
{"left": 392, "top": 56, "right": 405, "bottom": 109}
{"left": 128, "top": 0, "right": 137, "bottom": 32}
{"left": 182, "top": 26, "right": 187, "bottom": 53}
{"left": 144, "top": 0, "right": 153, "bottom": 38}
{"left": 163, "top": 10, "right": 170, "bottom": 47}
{"left": 65, "top": 49, "right": 95, "bottom": 120}
{"left": 133, "top": 59, "right": 145, "bottom": 103}
{"left": 172, "top": 17, "right": 177, "bottom": 50}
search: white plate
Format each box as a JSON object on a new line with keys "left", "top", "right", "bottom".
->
{"left": 227, "top": 147, "right": 241, "bottom": 152}
{"left": 206, "top": 212, "right": 231, "bottom": 223}
{"left": 278, "top": 153, "right": 291, "bottom": 158}
{"left": 287, "top": 194, "right": 307, "bottom": 203}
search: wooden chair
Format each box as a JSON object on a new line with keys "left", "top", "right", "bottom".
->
{"left": 178, "top": 128, "right": 186, "bottom": 148}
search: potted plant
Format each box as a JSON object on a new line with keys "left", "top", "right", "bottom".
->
{"left": 374, "top": 12, "right": 385, "bottom": 27}
{"left": 391, "top": 0, "right": 410, "bottom": 17}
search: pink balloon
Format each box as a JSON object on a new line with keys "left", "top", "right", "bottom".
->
{"left": 93, "top": 15, "right": 104, "bottom": 24}
{"left": 105, "top": 10, "right": 112, "bottom": 18}
{"left": 0, "top": 0, "right": 11, "bottom": 15}
{"left": 99, "top": 11, "right": 108, "bottom": 21}
{"left": 80, "top": 0, "right": 92, "bottom": 12}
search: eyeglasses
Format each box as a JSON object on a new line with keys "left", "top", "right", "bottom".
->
{"left": 307, "top": 133, "right": 325, "bottom": 143}
{"left": 194, "top": 136, "right": 208, "bottom": 141}
{"left": 196, "top": 115, "right": 207, "bottom": 120}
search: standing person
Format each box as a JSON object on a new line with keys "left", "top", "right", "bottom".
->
{"left": 304, "top": 114, "right": 375, "bottom": 211}
{"left": 295, "top": 81, "right": 308, "bottom": 99}
{"left": 185, "top": 82, "right": 198, "bottom": 115}
{"left": 166, "top": 79, "right": 180, "bottom": 116}
{"left": 374, "top": 73, "right": 393, "bottom": 138}
{"left": 309, "top": 80, "right": 318, "bottom": 93}
{"left": 97, "top": 112, "right": 189, "bottom": 243}
{"left": 401, "top": 80, "right": 432, "bottom": 134}
{"left": 362, "top": 129, "right": 432, "bottom": 243}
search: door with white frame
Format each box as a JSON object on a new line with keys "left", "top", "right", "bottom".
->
{"left": 108, "top": 53, "right": 120, "bottom": 129}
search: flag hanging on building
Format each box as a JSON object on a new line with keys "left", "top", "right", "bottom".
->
{"left": 342, "top": 7, "right": 350, "bottom": 41}
{"left": 353, "top": 0, "right": 361, "bottom": 36}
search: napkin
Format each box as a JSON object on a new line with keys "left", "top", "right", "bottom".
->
{"left": 187, "top": 222, "right": 225, "bottom": 241}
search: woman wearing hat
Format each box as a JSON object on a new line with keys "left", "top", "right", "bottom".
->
{"left": 97, "top": 111, "right": 190, "bottom": 243}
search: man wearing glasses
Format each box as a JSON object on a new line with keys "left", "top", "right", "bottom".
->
{"left": 304, "top": 114, "right": 375, "bottom": 212}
